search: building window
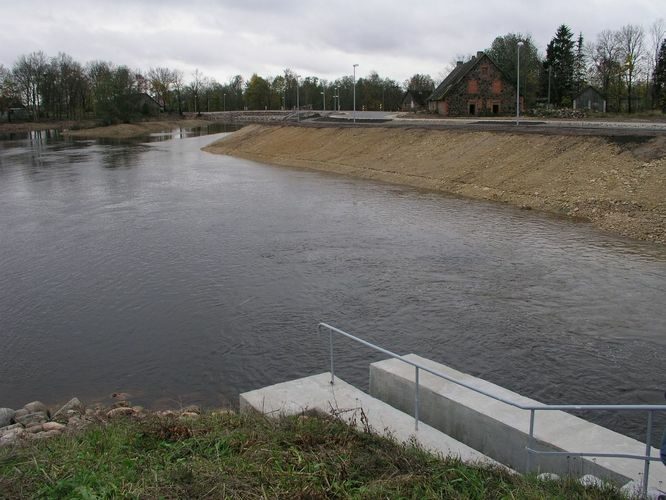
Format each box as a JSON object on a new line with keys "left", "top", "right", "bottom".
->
{"left": 492, "top": 80, "right": 502, "bottom": 94}
{"left": 468, "top": 103, "right": 476, "bottom": 115}
{"left": 492, "top": 104, "right": 499, "bottom": 114}
{"left": 467, "top": 79, "right": 479, "bottom": 94}
{"left": 481, "top": 66, "right": 489, "bottom": 77}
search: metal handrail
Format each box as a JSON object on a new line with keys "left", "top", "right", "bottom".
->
{"left": 318, "top": 322, "right": 666, "bottom": 494}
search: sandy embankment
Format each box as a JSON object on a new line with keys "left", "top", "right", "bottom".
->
{"left": 0, "top": 119, "right": 211, "bottom": 138}
{"left": 204, "top": 124, "right": 666, "bottom": 244}
{"left": 64, "top": 119, "right": 210, "bottom": 139}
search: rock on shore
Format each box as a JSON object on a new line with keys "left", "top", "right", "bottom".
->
{"left": 0, "top": 397, "right": 207, "bottom": 448}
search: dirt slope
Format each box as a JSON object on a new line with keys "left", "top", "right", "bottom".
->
{"left": 204, "top": 124, "right": 666, "bottom": 244}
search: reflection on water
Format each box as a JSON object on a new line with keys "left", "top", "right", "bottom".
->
{"left": 0, "top": 126, "right": 665, "bottom": 443}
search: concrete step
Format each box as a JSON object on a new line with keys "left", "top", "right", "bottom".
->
{"left": 240, "top": 372, "right": 506, "bottom": 469}
{"left": 369, "top": 354, "right": 666, "bottom": 492}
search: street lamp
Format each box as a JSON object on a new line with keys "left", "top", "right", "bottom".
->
{"left": 321, "top": 88, "right": 325, "bottom": 111}
{"left": 516, "top": 41, "right": 524, "bottom": 125}
{"left": 547, "top": 66, "right": 552, "bottom": 109}
{"left": 223, "top": 93, "right": 226, "bottom": 112}
{"left": 335, "top": 86, "right": 339, "bottom": 111}
{"left": 296, "top": 75, "right": 300, "bottom": 122}
{"left": 353, "top": 63, "right": 359, "bottom": 123}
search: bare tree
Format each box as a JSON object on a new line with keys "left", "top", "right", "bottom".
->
{"left": 618, "top": 24, "right": 645, "bottom": 113}
{"left": 649, "top": 19, "right": 666, "bottom": 107}
{"left": 148, "top": 67, "right": 176, "bottom": 111}
{"left": 587, "top": 30, "right": 623, "bottom": 104}
{"left": 12, "top": 51, "right": 47, "bottom": 118}
{"left": 189, "top": 69, "right": 205, "bottom": 114}
{"left": 172, "top": 69, "right": 184, "bottom": 115}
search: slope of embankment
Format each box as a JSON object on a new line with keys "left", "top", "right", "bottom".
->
{"left": 204, "top": 124, "right": 666, "bottom": 244}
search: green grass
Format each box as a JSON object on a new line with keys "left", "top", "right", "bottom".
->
{"left": 0, "top": 411, "right": 626, "bottom": 499}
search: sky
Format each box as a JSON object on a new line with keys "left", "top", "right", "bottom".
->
{"left": 0, "top": 0, "right": 663, "bottom": 85}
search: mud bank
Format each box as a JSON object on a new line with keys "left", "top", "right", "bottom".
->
{"left": 204, "top": 124, "right": 666, "bottom": 244}
{"left": 63, "top": 119, "right": 210, "bottom": 139}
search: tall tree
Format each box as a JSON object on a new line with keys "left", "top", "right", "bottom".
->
{"left": 573, "top": 32, "right": 587, "bottom": 95}
{"left": 649, "top": 19, "right": 666, "bottom": 108}
{"left": 655, "top": 39, "right": 666, "bottom": 112}
{"left": 12, "top": 51, "right": 48, "bottom": 118}
{"left": 618, "top": 24, "right": 645, "bottom": 113}
{"left": 487, "top": 33, "right": 541, "bottom": 107}
{"left": 545, "top": 25, "right": 576, "bottom": 106}
{"left": 404, "top": 74, "right": 434, "bottom": 91}
{"left": 587, "top": 30, "right": 623, "bottom": 110}
{"left": 148, "top": 67, "right": 176, "bottom": 111}
{"left": 244, "top": 74, "right": 271, "bottom": 110}
{"left": 0, "top": 64, "right": 17, "bottom": 120}
{"left": 189, "top": 69, "right": 205, "bottom": 114}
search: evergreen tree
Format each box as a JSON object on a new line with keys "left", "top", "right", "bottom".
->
{"left": 655, "top": 39, "right": 666, "bottom": 112}
{"left": 574, "top": 32, "right": 587, "bottom": 95}
{"left": 545, "top": 24, "right": 576, "bottom": 106}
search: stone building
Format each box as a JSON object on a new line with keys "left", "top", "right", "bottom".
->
{"left": 428, "top": 51, "right": 520, "bottom": 117}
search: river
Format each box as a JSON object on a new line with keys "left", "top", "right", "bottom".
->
{"left": 1, "top": 126, "right": 664, "bottom": 441}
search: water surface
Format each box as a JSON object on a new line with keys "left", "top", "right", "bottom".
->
{"left": 1, "top": 128, "right": 664, "bottom": 441}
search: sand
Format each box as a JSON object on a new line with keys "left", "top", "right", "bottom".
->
{"left": 204, "top": 124, "right": 666, "bottom": 244}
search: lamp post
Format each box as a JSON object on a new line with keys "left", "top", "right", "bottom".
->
{"left": 223, "top": 93, "right": 226, "bottom": 112}
{"left": 547, "top": 66, "right": 552, "bottom": 109}
{"left": 335, "top": 86, "right": 339, "bottom": 111}
{"left": 296, "top": 75, "right": 300, "bottom": 122}
{"left": 353, "top": 63, "right": 359, "bottom": 123}
{"left": 516, "top": 41, "right": 524, "bottom": 125}
{"left": 321, "top": 88, "right": 325, "bottom": 111}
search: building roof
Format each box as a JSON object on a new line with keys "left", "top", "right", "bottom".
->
{"left": 402, "top": 90, "right": 430, "bottom": 106}
{"left": 428, "top": 51, "right": 514, "bottom": 102}
{"left": 574, "top": 85, "right": 605, "bottom": 100}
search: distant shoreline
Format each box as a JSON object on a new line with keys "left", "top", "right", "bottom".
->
{"left": 0, "top": 118, "right": 211, "bottom": 139}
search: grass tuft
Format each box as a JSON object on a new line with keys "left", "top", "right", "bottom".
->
{"left": 0, "top": 410, "right": 627, "bottom": 499}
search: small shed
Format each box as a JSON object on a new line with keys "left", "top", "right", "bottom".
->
{"left": 400, "top": 90, "right": 430, "bottom": 112}
{"left": 573, "top": 86, "right": 606, "bottom": 112}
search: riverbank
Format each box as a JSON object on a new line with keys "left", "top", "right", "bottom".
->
{"left": 204, "top": 124, "right": 666, "bottom": 244}
{"left": 0, "top": 400, "right": 621, "bottom": 498}
{"left": 0, "top": 118, "right": 210, "bottom": 139}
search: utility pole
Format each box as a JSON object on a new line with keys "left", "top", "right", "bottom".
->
{"left": 353, "top": 64, "right": 359, "bottom": 123}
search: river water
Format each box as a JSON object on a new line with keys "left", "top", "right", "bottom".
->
{"left": 1, "top": 126, "right": 665, "bottom": 441}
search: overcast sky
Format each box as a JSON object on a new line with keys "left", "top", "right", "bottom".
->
{"left": 0, "top": 0, "right": 663, "bottom": 84}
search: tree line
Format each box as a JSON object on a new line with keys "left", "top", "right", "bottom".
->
{"left": 1, "top": 20, "right": 665, "bottom": 123}
{"left": 485, "top": 21, "right": 666, "bottom": 112}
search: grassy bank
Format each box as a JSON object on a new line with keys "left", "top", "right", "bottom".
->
{"left": 0, "top": 410, "right": 622, "bottom": 499}
{"left": 204, "top": 124, "right": 666, "bottom": 244}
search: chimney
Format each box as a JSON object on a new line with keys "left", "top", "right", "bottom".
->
{"left": 477, "top": 51, "right": 484, "bottom": 58}
{"left": 456, "top": 61, "right": 463, "bottom": 67}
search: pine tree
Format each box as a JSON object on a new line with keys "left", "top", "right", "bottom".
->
{"left": 545, "top": 25, "right": 576, "bottom": 106}
{"left": 574, "top": 32, "right": 587, "bottom": 95}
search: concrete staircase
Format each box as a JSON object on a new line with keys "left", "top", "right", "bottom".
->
{"left": 240, "top": 372, "right": 504, "bottom": 468}
{"left": 240, "top": 357, "right": 666, "bottom": 498}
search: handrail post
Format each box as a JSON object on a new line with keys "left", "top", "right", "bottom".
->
{"left": 526, "top": 409, "right": 535, "bottom": 473}
{"left": 642, "top": 410, "right": 653, "bottom": 496}
{"left": 329, "top": 327, "right": 335, "bottom": 385}
{"left": 414, "top": 366, "right": 420, "bottom": 431}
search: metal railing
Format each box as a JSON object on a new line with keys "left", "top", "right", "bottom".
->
{"left": 318, "top": 322, "right": 666, "bottom": 494}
